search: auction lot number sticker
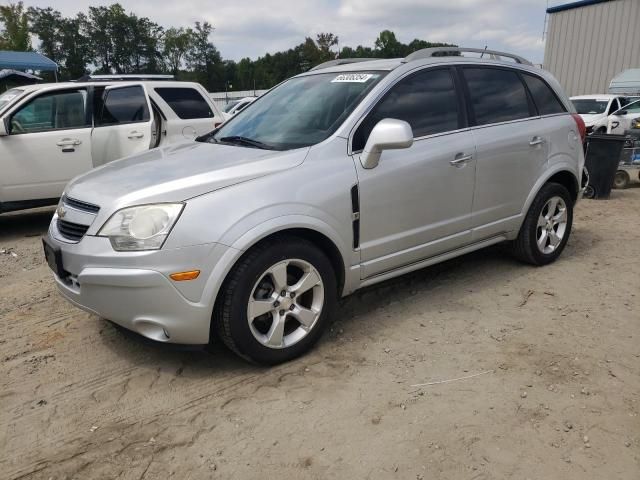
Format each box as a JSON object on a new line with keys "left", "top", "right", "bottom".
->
{"left": 332, "top": 73, "right": 376, "bottom": 83}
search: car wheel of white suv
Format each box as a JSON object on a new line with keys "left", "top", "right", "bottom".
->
{"left": 213, "top": 237, "right": 337, "bottom": 364}
{"left": 511, "top": 183, "right": 574, "bottom": 266}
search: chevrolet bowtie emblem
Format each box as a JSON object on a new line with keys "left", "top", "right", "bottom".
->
{"left": 57, "top": 206, "right": 67, "bottom": 219}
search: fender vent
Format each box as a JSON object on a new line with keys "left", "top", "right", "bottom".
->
{"left": 350, "top": 185, "right": 360, "bottom": 249}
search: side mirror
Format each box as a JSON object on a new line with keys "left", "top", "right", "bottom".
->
{"left": 0, "top": 118, "right": 8, "bottom": 136}
{"left": 360, "top": 119, "right": 413, "bottom": 169}
{"left": 617, "top": 110, "right": 628, "bottom": 116}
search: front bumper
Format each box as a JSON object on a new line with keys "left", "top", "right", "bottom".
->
{"left": 46, "top": 221, "right": 231, "bottom": 344}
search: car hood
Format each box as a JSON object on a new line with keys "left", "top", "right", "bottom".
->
{"left": 65, "top": 141, "right": 308, "bottom": 209}
{"left": 579, "top": 113, "right": 603, "bottom": 126}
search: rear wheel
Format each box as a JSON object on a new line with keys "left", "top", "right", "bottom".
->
{"left": 511, "top": 183, "right": 573, "bottom": 266}
{"left": 213, "top": 237, "right": 337, "bottom": 364}
{"left": 613, "top": 170, "right": 630, "bottom": 189}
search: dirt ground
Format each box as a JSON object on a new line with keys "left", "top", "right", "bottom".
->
{"left": 1, "top": 188, "right": 639, "bottom": 480}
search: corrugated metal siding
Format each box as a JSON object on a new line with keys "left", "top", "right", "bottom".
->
{"left": 544, "top": 0, "right": 640, "bottom": 95}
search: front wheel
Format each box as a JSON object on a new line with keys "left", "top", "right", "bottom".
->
{"left": 213, "top": 237, "right": 337, "bottom": 364}
{"left": 511, "top": 183, "right": 574, "bottom": 266}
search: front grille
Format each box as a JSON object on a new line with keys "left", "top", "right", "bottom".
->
{"left": 57, "top": 219, "right": 90, "bottom": 242}
{"left": 63, "top": 195, "right": 100, "bottom": 214}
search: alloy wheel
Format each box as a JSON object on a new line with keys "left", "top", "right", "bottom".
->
{"left": 247, "top": 259, "right": 324, "bottom": 349}
{"left": 536, "top": 196, "right": 568, "bottom": 254}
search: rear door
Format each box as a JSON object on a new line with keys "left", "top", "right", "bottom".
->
{"left": 152, "top": 85, "right": 223, "bottom": 142}
{"left": 91, "top": 83, "right": 153, "bottom": 166}
{"left": 0, "top": 87, "right": 92, "bottom": 203}
{"left": 461, "top": 66, "right": 545, "bottom": 241}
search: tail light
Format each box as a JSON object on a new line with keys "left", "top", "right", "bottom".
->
{"left": 572, "top": 113, "right": 586, "bottom": 142}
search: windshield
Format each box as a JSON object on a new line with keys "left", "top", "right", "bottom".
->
{"left": 204, "top": 71, "right": 386, "bottom": 150}
{"left": 571, "top": 99, "right": 608, "bottom": 114}
{"left": 0, "top": 88, "right": 25, "bottom": 111}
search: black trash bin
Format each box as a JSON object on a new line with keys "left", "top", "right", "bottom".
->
{"left": 583, "top": 134, "right": 627, "bottom": 199}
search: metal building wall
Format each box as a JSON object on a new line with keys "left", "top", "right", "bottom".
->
{"left": 544, "top": 0, "right": 640, "bottom": 96}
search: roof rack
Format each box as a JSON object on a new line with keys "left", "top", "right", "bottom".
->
{"left": 75, "top": 74, "right": 175, "bottom": 82}
{"left": 403, "top": 47, "right": 532, "bottom": 66}
{"left": 310, "top": 58, "right": 379, "bottom": 71}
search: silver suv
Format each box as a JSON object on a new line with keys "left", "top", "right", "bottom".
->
{"left": 44, "top": 48, "right": 586, "bottom": 364}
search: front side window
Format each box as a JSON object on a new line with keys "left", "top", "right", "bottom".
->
{"left": 155, "top": 87, "right": 214, "bottom": 119}
{"left": 10, "top": 89, "right": 88, "bottom": 134}
{"left": 522, "top": 74, "right": 565, "bottom": 116}
{"left": 206, "top": 71, "right": 386, "bottom": 150}
{"left": 463, "top": 67, "right": 532, "bottom": 125}
{"left": 353, "top": 68, "right": 460, "bottom": 151}
{"left": 608, "top": 99, "right": 620, "bottom": 115}
{"left": 96, "top": 86, "right": 150, "bottom": 126}
{"left": 619, "top": 99, "right": 640, "bottom": 114}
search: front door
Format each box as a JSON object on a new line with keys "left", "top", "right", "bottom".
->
{"left": 353, "top": 67, "right": 476, "bottom": 278}
{"left": 91, "top": 84, "right": 154, "bottom": 166}
{"left": 0, "top": 87, "right": 92, "bottom": 203}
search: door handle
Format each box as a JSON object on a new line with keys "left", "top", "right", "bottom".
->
{"left": 128, "top": 131, "right": 144, "bottom": 139}
{"left": 529, "top": 136, "right": 545, "bottom": 147}
{"left": 450, "top": 153, "right": 473, "bottom": 166}
{"left": 56, "top": 138, "right": 81, "bottom": 146}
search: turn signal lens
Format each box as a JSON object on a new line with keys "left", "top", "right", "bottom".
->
{"left": 170, "top": 270, "right": 200, "bottom": 281}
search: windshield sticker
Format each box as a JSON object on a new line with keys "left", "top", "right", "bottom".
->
{"left": 331, "top": 73, "right": 375, "bottom": 83}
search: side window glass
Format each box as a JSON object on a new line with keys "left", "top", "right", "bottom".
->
{"left": 10, "top": 89, "right": 87, "bottom": 134}
{"left": 154, "top": 87, "right": 214, "bottom": 120}
{"left": 522, "top": 74, "right": 566, "bottom": 116}
{"left": 608, "top": 99, "right": 620, "bottom": 115}
{"left": 97, "top": 86, "right": 150, "bottom": 126}
{"left": 353, "top": 68, "right": 460, "bottom": 151}
{"left": 463, "top": 68, "right": 532, "bottom": 125}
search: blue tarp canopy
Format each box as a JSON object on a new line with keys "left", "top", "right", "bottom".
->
{"left": 0, "top": 51, "right": 58, "bottom": 71}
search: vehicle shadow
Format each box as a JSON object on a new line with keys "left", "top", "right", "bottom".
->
{"left": 0, "top": 207, "right": 55, "bottom": 242}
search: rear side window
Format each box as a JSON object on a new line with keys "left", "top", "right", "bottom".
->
{"left": 463, "top": 68, "right": 532, "bottom": 126}
{"left": 522, "top": 74, "right": 565, "bottom": 115}
{"left": 97, "top": 86, "right": 150, "bottom": 126}
{"left": 353, "top": 68, "right": 460, "bottom": 151}
{"left": 155, "top": 87, "right": 214, "bottom": 119}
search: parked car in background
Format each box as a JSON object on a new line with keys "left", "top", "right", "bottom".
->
{"left": 0, "top": 75, "right": 225, "bottom": 214}
{"left": 570, "top": 94, "right": 630, "bottom": 134}
{"left": 225, "top": 96, "right": 257, "bottom": 116}
{"left": 44, "top": 47, "right": 584, "bottom": 364}
{"left": 599, "top": 98, "right": 640, "bottom": 134}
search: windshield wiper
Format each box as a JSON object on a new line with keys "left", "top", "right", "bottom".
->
{"left": 219, "top": 136, "right": 276, "bottom": 150}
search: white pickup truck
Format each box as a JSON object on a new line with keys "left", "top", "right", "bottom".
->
{"left": 0, "top": 75, "right": 225, "bottom": 213}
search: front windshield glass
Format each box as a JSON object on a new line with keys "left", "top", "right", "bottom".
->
{"left": 205, "top": 71, "right": 386, "bottom": 150}
{"left": 0, "top": 88, "right": 25, "bottom": 111}
{"left": 572, "top": 99, "right": 607, "bottom": 114}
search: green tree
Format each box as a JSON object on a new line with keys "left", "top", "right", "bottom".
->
{"left": 0, "top": 1, "right": 31, "bottom": 51}
{"left": 186, "top": 21, "right": 223, "bottom": 90}
{"left": 59, "top": 14, "right": 92, "bottom": 79}
{"left": 163, "top": 27, "right": 193, "bottom": 75}
{"left": 316, "top": 32, "right": 338, "bottom": 62}
{"left": 374, "top": 30, "right": 403, "bottom": 58}
{"left": 27, "top": 7, "right": 62, "bottom": 61}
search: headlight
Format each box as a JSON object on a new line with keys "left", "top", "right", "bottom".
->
{"left": 98, "top": 203, "right": 184, "bottom": 251}
{"left": 632, "top": 118, "right": 640, "bottom": 129}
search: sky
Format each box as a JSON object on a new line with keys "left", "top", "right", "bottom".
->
{"left": 19, "top": 0, "right": 571, "bottom": 65}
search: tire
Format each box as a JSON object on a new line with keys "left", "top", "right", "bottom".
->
{"left": 511, "top": 182, "right": 573, "bottom": 266}
{"left": 613, "top": 170, "right": 630, "bottom": 189}
{"left": 212, "top": 236, "right": 337, "bottom": 365}
{"left": 583, "top": 184, "right": 596, "bottom": 199}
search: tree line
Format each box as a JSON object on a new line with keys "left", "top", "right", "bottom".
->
{"left": 0, "top": 2, "right": 455, "bottom": 91}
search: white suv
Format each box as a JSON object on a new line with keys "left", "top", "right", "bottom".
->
{"left": 0, "top": 75, "right": 225, "bottom": 213}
